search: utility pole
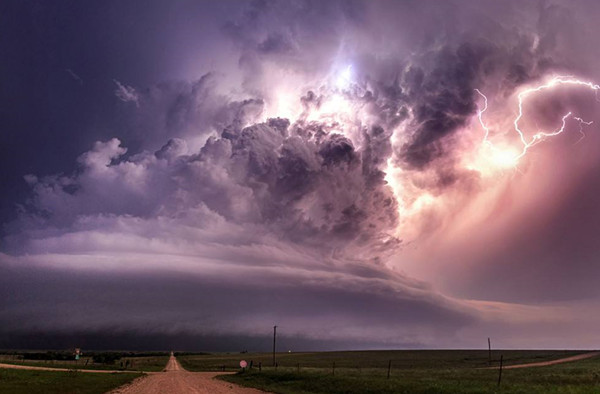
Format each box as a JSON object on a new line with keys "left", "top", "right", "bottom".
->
{"left": 272, "top": 325, "right": 277, "bottom": 366}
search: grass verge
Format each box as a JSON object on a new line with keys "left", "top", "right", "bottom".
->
{"left": 220, "top": 359, "right": 600, "bottom": 394}
{"left": 0, "top": 368, "right": 141, "bottom": 394}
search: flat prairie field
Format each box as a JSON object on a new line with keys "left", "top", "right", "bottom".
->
{"left": 0, "top": 355, "right": 169, "bottom": 372}
{"left": 179, "top": 350, "right": 600, "bottom": 394}
{"left": 0, "top": 368, "right": 141, "bottom": 394}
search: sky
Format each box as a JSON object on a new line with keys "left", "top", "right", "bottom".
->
{"left": 3, "top": 0, "right": 600, "bottom": 351}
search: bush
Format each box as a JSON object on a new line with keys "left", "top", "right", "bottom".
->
{"left": 92, "top": 353, "right": 121, "bottom": 365}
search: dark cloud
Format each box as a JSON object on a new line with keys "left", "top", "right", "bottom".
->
{"left": 0, "top": 261, "right": 472, "bottom": 348}
{"left": 399, "top": 44, "right": 490, "bottom": 169}
{"left": 396, "top": 27, "right": 559, "bottom": 172}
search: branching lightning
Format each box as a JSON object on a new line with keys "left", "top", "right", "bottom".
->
{"left": 475, "top": 76, "right": 600, "bottom": 166}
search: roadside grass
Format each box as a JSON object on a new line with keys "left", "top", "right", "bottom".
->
{"left": 0, "top": 368, "right": 141, "bottom": 394}
{"left": 0, "top": 355, "right": 169, "bottom": 372}
{"left": 180, "top": 350, "right": 600, "bottom": 394}
{"left": 220, "top": 357, "right": 600, "bottom": 394}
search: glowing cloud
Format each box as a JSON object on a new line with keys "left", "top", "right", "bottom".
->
{"left": 475, "top": 76, "right": 600, "bottom": 168}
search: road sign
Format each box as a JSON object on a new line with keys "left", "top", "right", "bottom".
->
{"left": 240, "top": 360, "right": 248, "bottom": 368}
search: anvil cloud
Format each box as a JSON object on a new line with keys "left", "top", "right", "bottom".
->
{"left": 3, "top": 0, "right": 600, "bottom": 350}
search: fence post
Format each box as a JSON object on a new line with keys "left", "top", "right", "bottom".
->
{"left": 297, "top": 363, "right": 300, "bottom": 373}
{"left": 387, "top": 360, "right": 392, "bottom": 379}
{"left": 332, "top": 361, "right": 335, "bottom": 376}
{"left": 497, "top": 355, "right": 503, "bottom": 387}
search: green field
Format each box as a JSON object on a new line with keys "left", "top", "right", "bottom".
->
{"left": 0, "top": 369, "right": 141, "bottom": 394}
{"left": 179, "top": 350, "right": 600, "bottom": 393}
{"left": 0, "top": 354, "right": 169, "bottom": 372}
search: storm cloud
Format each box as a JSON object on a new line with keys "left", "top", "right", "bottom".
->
{"left": 3, "top": 0, "right": 600, "bottom": 350}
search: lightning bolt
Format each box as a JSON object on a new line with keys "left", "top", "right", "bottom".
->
{"left": 573, "top": 116, "right": 594, "bottom": 144}
{"left": 475, "top": 76, "right": 599, "bottom": 164}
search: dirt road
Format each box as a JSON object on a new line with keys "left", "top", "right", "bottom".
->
{"left": 486, "top": 351, "right": 600, "bottom": 369}
{"left": 108, "top": 355, "right": 269, "bottom": 394}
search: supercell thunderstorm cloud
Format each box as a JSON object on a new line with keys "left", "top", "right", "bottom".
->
{"left": 3, "top": 0, "right": 600, "bottom": 350}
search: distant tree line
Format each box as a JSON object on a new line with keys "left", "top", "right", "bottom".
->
{"left": 173, "top": 351, "right": 211, "bottom": 356}
{"left": 86, "top": 351, "right": 169, "bottom": 359}
{"left": 22, "top": 351, "right": 74, "bottom": 361}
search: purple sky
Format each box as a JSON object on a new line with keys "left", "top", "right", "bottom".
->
{"left": 3, "top": 0, "right": 600, "bottom": 351}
